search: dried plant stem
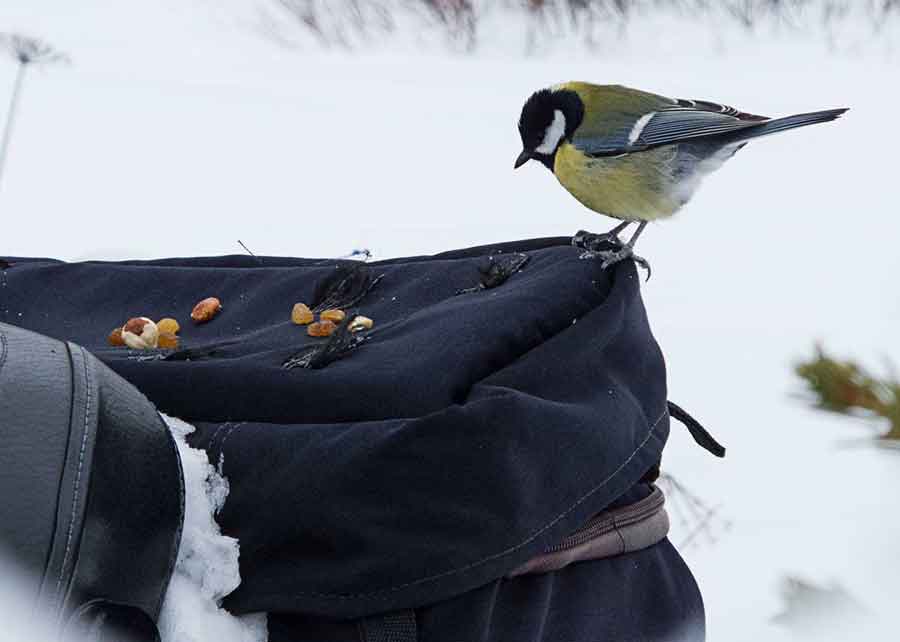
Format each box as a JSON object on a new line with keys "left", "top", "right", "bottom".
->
{"left": 0, "top": 33, "right": 68, "bottom": 193}
{"left": 0, "top": 63, "right": 26, "bottom": 192}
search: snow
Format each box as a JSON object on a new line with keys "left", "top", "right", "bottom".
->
{"left": 159, "top": 414, "right": 267, "bottom": 642}
{"left": 0, "top": 556, "right": 56, "bottom": 642}
{"left": 1, "top": 1, "right": 899, "bottom": 639}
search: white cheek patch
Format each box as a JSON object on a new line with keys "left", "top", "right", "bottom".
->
{"left": 535, "top": 109, "right": 566, "bottom": 154}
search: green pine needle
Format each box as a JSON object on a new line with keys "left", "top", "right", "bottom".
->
{"left": 795, "top": 345, "right": 900, "bottom": 440}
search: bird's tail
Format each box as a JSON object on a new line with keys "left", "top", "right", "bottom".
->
{"left": 728, "top": 108, "right": 849, "bottom": 143}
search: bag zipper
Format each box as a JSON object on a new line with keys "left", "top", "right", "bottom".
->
{"left": 544, "top": 486, "right": 665, "bottom": 554}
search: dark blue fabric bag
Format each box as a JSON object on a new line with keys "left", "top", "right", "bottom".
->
{"left": 1, "top": 237, "right": 714, "bottom": 641}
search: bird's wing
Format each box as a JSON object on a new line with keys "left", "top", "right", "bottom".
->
{"left": 629, "top": 108, "right": 765, "bottom": 148}
{"left": 671, "top": 98, "right": 767, "bottom": 121}
{"left": 570, "top": 91, "right": 770, "bottom": 157}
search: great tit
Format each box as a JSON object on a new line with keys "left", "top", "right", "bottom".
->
{"left": 515, "top": 82, "right": 848, "bottom": 272}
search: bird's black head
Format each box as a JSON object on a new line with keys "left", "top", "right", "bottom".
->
{"left": 515, "top": 88, "right": 584, "bottom": 171}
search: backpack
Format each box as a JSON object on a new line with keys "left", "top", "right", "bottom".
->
{"left": 1, "top": 237, "right": 721, "bottom": 641}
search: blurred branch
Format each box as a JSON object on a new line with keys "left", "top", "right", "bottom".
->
{"left": 772, "top": 575, "right": 868, "bottom": 637}
{"left": 262, "top": 0, "right": 900, "bottom": 53}
{"left": 795, "top": 344, "right": 900, "bottom": 440}
{"left": 657, "top": 472, "right": 731, "bottom": 551}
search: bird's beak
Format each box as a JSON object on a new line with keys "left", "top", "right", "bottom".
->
{"left": 514, "top": 150, "right": 531, "bottom": 169}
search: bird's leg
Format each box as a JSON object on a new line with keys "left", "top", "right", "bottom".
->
{"left": 596, "top": 221, "right": 652, "bottom": 279}
{"left": 573, "top": 221, "right": 632, "bottom": 253}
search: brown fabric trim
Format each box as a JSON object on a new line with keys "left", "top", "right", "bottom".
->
{"left": 508, "top": 486, "right": 669, "bottom": 577}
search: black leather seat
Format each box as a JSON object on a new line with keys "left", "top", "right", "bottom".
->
{"left": 0, "top": 322, "right": 184, "bottom": 641}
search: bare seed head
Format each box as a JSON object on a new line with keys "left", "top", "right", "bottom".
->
{"left": 0, "top": 33, "right": 69, "bottom": 66}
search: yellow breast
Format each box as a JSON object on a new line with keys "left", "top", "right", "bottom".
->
{"left": 553, "top": 143, "right": 682, "bottom": 221}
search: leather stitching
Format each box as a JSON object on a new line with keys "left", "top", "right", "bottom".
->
{"left": 56, "top": 346, "right": 93, "bottom": 601}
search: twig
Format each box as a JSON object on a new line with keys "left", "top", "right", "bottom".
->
{"left": 658, "top": 472, "right": 731, "bottom": 551}
{"left": 237, "top": 239, "right": 256, "bottom": 257}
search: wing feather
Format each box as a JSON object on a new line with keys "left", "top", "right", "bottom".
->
{"left": 572, "top": 95, "right": 769, "bottom": 157}
{"left": 674, "top": 98, "right": 766, "bottom": 120}
{"left": 635, "top": 109, "right": 762, "bottom": 147}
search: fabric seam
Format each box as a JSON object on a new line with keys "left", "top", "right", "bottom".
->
{"left": 0, "top": 330, "right": 7, "bottom": 376}
{"left": 275, "top": 406, "right": 667, "bottom": 600}
{"left": 207, "top": 422, "right": 232, "bottom": 461}
{"left": 217, "top": 422, "right": 242, "bottom": 469}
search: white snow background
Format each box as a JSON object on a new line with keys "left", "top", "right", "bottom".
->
{"left": 1, "top": 1, "right": 899, "bottom": 640}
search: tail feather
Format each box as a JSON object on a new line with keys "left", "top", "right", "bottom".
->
{"left": 730, "top": 108, "right": 849, "bottom": 142}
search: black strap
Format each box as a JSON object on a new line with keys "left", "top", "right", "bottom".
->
{"left": 668, "top": 401, "right": 726, "bottom": 458}
{"left": 360, "top": 609, "right": 418, "bottom": 642}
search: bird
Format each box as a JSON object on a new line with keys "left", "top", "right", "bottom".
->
{"left": 515, "top": 82, "right": 848, "bottom": 274}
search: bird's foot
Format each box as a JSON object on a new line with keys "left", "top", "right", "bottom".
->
{"left": 594, "top": 247, "right": 651, "bottom": 280}
{"left": 572, "top": 229, "right": 625, "bottom": 253}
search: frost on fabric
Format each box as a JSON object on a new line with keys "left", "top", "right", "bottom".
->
{"left": 158, "top": 414, "right": 268, "bottom": 642}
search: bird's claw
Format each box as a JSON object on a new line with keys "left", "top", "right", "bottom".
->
{"left": 572, "top": 229, "right": 625, "bottom": 253}
{"left": 596, "top": 247, "right": 652, "bottom": 281}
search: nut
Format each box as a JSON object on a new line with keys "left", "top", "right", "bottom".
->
{"left": 348, "top": 315, "right": 373, "bottom": 332}
{"left": 107, "top": 327, "right": 125, "bottom": 346}
{"left": 158, "top": 332, "right": 179, "bottom": 350}
{"left": 122, "top": 317, "right": 159, "bottom": 350}
{"left": 157, "top": 317, "right": 180, "bottom": 335}
{"left": 320, "top": 309, "right": 346, "bottom": 323}
{"left": 291, "top": 303, "right": 314, "bottom": 325}
{"left": 191, "top": 297, "right": 221, "bottom": 324}
{"left": 307, "top": 320, "right": 337, "bottom": 337}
